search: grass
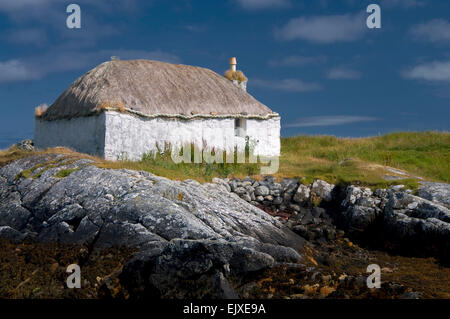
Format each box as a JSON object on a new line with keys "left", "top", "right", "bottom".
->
{"left": 224, "top": 70, "right": 248, "bottom": 83}
{"left": 1, "top": 131, "right": 448, "bottom": 189}
{"left": 278, "top": 131, "right": 449, "bottom": 188}
{"left": 54, "top": 168, "right": 80, "bottom": 178}
{"left": 99, "top": 100, "right": 126, "bottom": 113}
{"left": 34, "top": 104, "right": 48, "bottom": 118}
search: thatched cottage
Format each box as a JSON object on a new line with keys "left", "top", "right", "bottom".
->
{"left": 34, "top": 58, "right": 280, "bottom": 161}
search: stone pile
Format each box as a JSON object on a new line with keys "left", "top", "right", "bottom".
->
{"left": 213, "top": 176, "right": 335, "bottom": 212}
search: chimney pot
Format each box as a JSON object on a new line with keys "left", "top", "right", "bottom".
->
{"left": 229, "top": 57, "right": 237, "bottom": 72}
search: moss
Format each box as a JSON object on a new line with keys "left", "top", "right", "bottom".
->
{"left": 224, "top": 69, "right": 248, "bottom": 83}
{"left": 54, "top": 168, "right": 80, "bottom": 178}
{"left": 15, "top": 169, "right": 32, "bottom": 180}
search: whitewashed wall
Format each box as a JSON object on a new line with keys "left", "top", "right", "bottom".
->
{"left": 35, "top": 111, "right": 280, "bottom": 161}
{"left": 104, "top": 111, "right": 280, "bottom": 161}
{"left": 34, "top": 114, "right": 106, "bottom": 156}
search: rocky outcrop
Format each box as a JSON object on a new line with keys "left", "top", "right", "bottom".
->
{"left": 336, "top": 185, "right": 450, "bottom": 261}
{"left": 224, "top": 177, "right": 450, "bottom": 262}
{"left": 385, "top": 191, "right": 450, "bottom": 240}
{"left": 0, "top": 154, "right": 305, "bottom": 298}
{"left": 418, "top": 182, "right": 450, "bottom": 208}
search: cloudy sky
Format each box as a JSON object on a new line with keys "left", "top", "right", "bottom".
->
{"left": 0, "top": 0, "right": 449, "bottom": 148}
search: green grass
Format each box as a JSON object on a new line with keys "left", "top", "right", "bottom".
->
{"left": 279, "top": 131, "right": 449, "bottom": 187}
{"left": 54, "top": 168, "right": 80, "bottom": 178}
{"left": 1, "top": 131, "right": 449, "bottom": 189}
{"left": 96, "top": 145, "right": 261, "bottom": 183}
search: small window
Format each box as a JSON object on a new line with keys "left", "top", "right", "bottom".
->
{"left": 234, "top": 118, "right": 246, "bottom": 137}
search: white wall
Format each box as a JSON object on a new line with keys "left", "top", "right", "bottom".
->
{"left": 104, "top": 111, "right": 280, "bottom": 161}
{"left": 34, "top": 111, "right": 280, "bottom": 161}
{"left": 34, "top": 114, "right": 106, "bottom": 156}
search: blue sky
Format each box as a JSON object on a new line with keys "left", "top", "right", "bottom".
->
{"left": 0, "top": 0, "right": 449, "bottom": 148}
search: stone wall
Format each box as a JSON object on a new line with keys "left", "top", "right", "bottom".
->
{"left": 35, "top": 111, "right": 280, "bottom": 161}
{"left": 34, "top": 113, "right": 106, "bottom": 157}
{"left": 103, "top": 111, "right": 280, "bottom": 161}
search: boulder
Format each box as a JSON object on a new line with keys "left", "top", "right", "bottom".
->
{"left": 293, "top": 184, "right": 310, "bottom": 204}
{"left": 311, "top": 180, "right": 335, "bottom": 202}
{"left": 418, "top": 182, "right": 450, "bottom": 208}
{"left": 255, "top": 185, "right": 270, "bottom": 196}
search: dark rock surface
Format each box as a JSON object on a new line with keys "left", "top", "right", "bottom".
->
{"left": 0, "top": 154, "right": 305, "bottom": 298}
{"left": 2, "top": 154, "right": 449, "bottom": 298}
{"left": 224, "top": 177, "right": 450, "bottom": 262}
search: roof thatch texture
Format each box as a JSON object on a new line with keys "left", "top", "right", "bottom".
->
{"left": 41, "top": 60, "right": 275, "bottom": 121}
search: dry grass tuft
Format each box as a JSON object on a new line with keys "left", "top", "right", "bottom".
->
{"left": 98, "top": 100, "right": 126, "bottom": 113}
{"left": 34, "top": 104, "right": 48, "bottom": 118}
{"left": 224, "top": 70, "right": 248, "bottom": 83}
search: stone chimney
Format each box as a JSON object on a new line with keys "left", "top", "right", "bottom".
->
{"left": 229, "top": 57, "right": 247, "bottom": 92}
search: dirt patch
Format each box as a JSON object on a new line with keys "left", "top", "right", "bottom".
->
{"left": 237, "top": 239, "right": 450, "bottom": 299}
{"left": 0, "top": 240, "right": 136, "bottom": 299}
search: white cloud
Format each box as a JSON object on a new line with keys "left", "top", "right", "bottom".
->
{"left": 404, "top": 60, "right": 450, "bottom": 82}
{"left": 381, "top": 0, "right": 426, "bottom": 8}
{"left": 235, "top": 0, "right": 290, "bottom": 10}
{"left": 327, "top": 67, "right": 362, "bottom": 80}
{"left": 410, "top": 19, "right": 450, "bottom": 43}
{"left": 0, "top": 49, "right": 181, "bottom": 83}
{"left": 275, "top": 13, "right": 366, "bottom": 43}
{"left": 269, "top": 55, "right": 326, "bottom": 67}
{"left": 252, "top": 78, "right": 322, "bottom": 92}
{"left": 0, "top": 1, "right": 140, "bottom": 47}
{"left": 0, "top": 60, "right": 37, "bottom": 83}
{"left": 285, "top": 115, "right": 378, "bottom": 128}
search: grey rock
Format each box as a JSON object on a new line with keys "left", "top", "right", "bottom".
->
{"left": 280, "top": 179, "right": 298, "bottom": 193}
{"left": 273, "top": 196, "right": 283, "bottom": 205}
{"left": 0, "top": 226, "right": 27, "bottom": 243}
{"left": 384, "top": 191, "right": 450, "bottom": 240}
{"left": 234, "top": 187, "right": 246, "bottom": 195}
{"left": 418, "top": 182, "right": 450, "bottom": 208}
{"left": 311, "top": 180, "right": 335, "bottom": 202}
{"left": 342, "top": 186, "right": 372, "bottom": 207}
{"left": 14, "top": 139, "right": 34, "bottom": 151}
{"left": 212, "top": 178, "right": 231, "bottom": 192}
{"left": 0, "top": 155, "right": 305, "bottom": 252}
{"left": 255, "top": 186, "right": 270, "bottom": 196}
{"left": 293, "top": 184, "right": 310, "bottom": 204}
{"left": 121, "top": 239, "right": 275, "bottom": 298}
{"left": 1, "top": 156, "right": 308, "bottom": 299}
{"left": 342, "top": 205, "right": 380, "bottom": 232}
{"left": 391, "top": 185, "right": 405, "bottom": 191}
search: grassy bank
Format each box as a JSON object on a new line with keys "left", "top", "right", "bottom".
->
{"left": 1, "top": 131, "right": 448, "bottom": 189}
{"left": 278, "top": 131, "right": 449, "bottom": 187}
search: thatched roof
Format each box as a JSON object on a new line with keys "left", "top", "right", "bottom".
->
{"left": 41, "top": 59, "right": 277, "bottom": 121}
